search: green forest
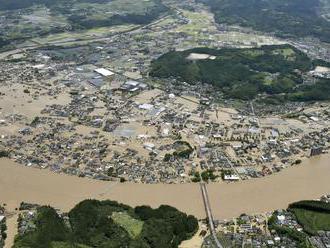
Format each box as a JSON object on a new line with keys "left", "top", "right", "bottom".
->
{"left": 150, "top": 45, "right": 330, "bottom": 101}
{"left": 289, "top": 200, "right": 330, "bottom": 235}
{"left": 13, "top": 200, "right": 198, "bottom": 248}
{"left": 198, "top": 0, "right": 330, "bottom": 42}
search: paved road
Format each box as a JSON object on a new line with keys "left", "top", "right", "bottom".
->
{"left": 200, "top": 183, "right": 223, "bottom": 248}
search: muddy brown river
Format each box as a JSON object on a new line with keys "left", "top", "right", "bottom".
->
{"left": 1, "top": 154, "right": 330, "bottom": 220}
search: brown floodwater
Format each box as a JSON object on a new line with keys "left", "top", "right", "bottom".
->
{"left": 0, "top": 154, "right": 330, "bottom": 221}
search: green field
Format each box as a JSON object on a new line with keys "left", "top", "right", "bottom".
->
{"left": 112, "top": 211, "right": 144, "bottom": 239}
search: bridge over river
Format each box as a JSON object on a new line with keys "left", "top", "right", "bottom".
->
{"left": 200, "top": 182, "right": 223, "bottom": 248}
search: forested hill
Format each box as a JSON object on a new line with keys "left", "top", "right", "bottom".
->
{"left": 150, "top": 45, "right": 330, "bottom": 101}
{"left": 13, "top": 200, "right": 198, "bottom": 248}
{"left": 198, "top": 0, "right": 330, "bottom": 43}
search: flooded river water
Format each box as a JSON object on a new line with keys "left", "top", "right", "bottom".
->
{"left": 1, "top": 154, "right": 330, "bottom": 220}
{"left": 1, "top": 155, "right": 330, "bottom": 247}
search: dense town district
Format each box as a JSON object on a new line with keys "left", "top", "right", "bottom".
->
{"left": 0, "top": 1, "right": 330, "bottom": 184}
{"left": 1, "top": 55, "right": 329, "bottom": 183}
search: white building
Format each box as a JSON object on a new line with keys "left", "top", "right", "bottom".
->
{"left": 94, "top": 68, "right": 115, "bottom": 77}
{"left": 224, "top": 175, "right": 240, "bottom": 181}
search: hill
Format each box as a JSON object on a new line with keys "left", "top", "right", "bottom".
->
{"left": 198, "top": 0, "right": 330, "bottom": 42}
{"left": 13, "top": 200, "right": 198, "bottom": 248}
{"left": 150, "top": 45, "right": 330, "bottom": 100}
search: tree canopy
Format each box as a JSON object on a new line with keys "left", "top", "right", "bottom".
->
{"left": 150, "top": 45, "right": 329, "bottom": 100}
{"left": 13, "top": 200, "right": 198, "bottom": 248}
